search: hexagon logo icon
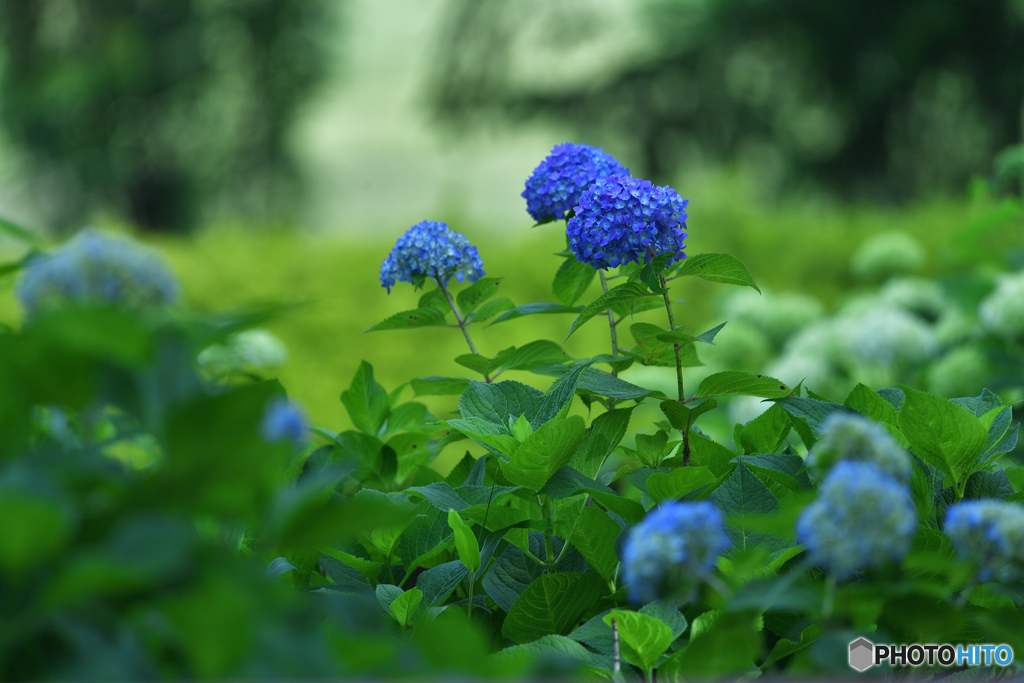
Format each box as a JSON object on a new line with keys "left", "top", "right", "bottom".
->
{"left": 849, "top": 637, "right": 875, "bottom": 672}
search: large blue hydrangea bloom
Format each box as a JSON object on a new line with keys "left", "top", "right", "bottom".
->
{"left": 567, "top": 175, "right": 689, "bottom": 270}
{"left": 380, "top": 221, "right": 485, "bottom": 293}
{"left": 797, "top": 461, "right": 917, "bottom": 581}
{"left": 17, "top": 229, "right": 179, "bottom": 317}
{"left": 261, "top": 397, "right": 308, "bottom": 448}
{"left": 622, "top": 501, "right": 729, "bottom": 604}
{"left": 806, "top": 412, "right": 912, "bottom": 483}
{"left": 522, "top": 143, "right": 628, "bottom": 223}
{"left": 945, "top": 500, "right": 1024, "bottom": 583}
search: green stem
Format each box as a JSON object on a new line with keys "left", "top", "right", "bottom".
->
{"left": 541, "top": 495, "right": 556, "bottom": 568}
{"left": 436, "top": 277, "right": 491, "bottom": 383}
{"left": 467, "top": 576, "right": 475, "bottom": 621}
{"left": 659, "top": 274, "right": 684, "bottom": 402}
{"left": 599, "top": 271, "right": 619, "bottom": 410}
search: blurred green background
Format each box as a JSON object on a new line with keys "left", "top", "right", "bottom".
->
{"left": 1, "top": 0, "right": 1023, "bottom": 432}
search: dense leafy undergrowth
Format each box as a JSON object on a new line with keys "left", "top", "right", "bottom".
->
{"left": 1, "top": 146, "right": 1024, "bottom": 681}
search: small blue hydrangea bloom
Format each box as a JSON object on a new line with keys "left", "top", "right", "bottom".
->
{"left": 17, "top": 229, "right": 179, "bottom": 317}
{"left": 622, "top": 501, "right": 729, "bottom": 604}
{"left": 521, "top": 143, "right": 628, "bottom": 223}
{"left": 945, "top": 499, "right": 1024, "bottom": 583}
{"left": 261, "top": 397, "right": 308, "bottom": 448}
{"left": 806, "top": 412, "right": 912, "bottom": 483}
{"left": 567, "top": 175, "right": 689, "bottom": 270}
{"left": 379, "top": 221, "right": 485, "bottom": 293}
{"left": 796, "top": 461, "right": 917, "bottom": 581}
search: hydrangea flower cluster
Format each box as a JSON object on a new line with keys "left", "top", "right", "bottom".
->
{"left": 978, "top": 270, "right": 1024, "bottom": 339}
{"left": 721, "top": 288, "right": 824, "bottom": 347}
{"left": 836, "top": 303, "right": 938, "bottom": 368}
{"left": 379, "top": 221, "right": 485, "bottom": 293}
{"left": 877, "top": 277, "right": 948, "bottom": 322}
{"left": 198, "top": 328, "right": 289, "bottom": 376}
{"left": 521, "top": 143, "right": 628, "bottom": 223}
{"left": 807, "top": 412, "right": 912, "bottom": 483}
{"left": 17, "top": 229, "right": 179, "bottom": 317}
{"left": 944, "top": 500, "right": 1024, "bottom": 583}
{"left": 926, "top": 346, "right": 989, "bottom": 398}
{"left": 850, "top": 231, "right": 925, "bottom": 281}
{"left": 796, "top": 461, "right": 917, "bottom": 581}
{"left": 261, "top": 397, "right": 308, "bottom": 448}
{"left": 567, "top": 176, "right": 689, "bottom": 270}
{"left": 622, "top": 501, "right": 729, "bottom": 604}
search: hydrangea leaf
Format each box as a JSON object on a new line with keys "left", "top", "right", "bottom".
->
{"left": 500, "top": 415, "right": 587, "bottom": 491}
{"left": 896, "top": 385, "right": 989, "bottom": 489}
{"left": 458, "top": 380, "right": 543, "bottom": 428}
{"left": 710, "top": 464, "right": 788, "bottom": 556}
{"left": 843, "top": 384, "right": 907, "bottom": 446}
{"left": 454, "top": 353, "right": 491, "bottom": 375}
{"left": 567, "top": 283, "right": 657, "bottom": 339}
{"left": 448, "top": 508, "right": 481, "bottom": 571}
{"left": 389, "top": 588, "right": 423, "bottom": 628}
{"left": 501, "top": 571, "right": 604, "bottom": 644}
{"left": 366, "top": 307, "right": 448, "bottom": 332}
{"left": 568, "top": 507, "right": 621, "bottom": 581}
{"left": 734, "top": 453, "right": 809, "bottom": 493}
{"left": 660, "top": 398, "right": 718, "bottom": 432}
{"left": 570, "top": 407, "right": 635, "bottom": 478}
{"left": 602, "top": 609, "right": 675, "bottom": 673}
{"left": 417, "top": 560, "right": 471, "bottom": 610}
{"left": 694, "top": 371, "right": 792, "bottom": 400}
{"left": 410, "top": 376, "right": 470, "bottom": 397}
{"left": 483, "top": 544, "right": 542, "bottom": 613}
{"left": 417, "top": 287, "right": 448, "bottom": 311}
{"left": 657, "top": 611, "right": 762, "bottom": 678}
{"left": 456, "top": 277, "right": 503, "bottom": 316}
{"left": 675, "top": 253, "right": 761, "bottom": 292}
{"left": 488, "top": 340, "right": 570, "bottom": 374}
{"left": 466, "top": 296, "right": 515, "bottom": 323}
{"left": 687, "top": 430, "right": 736, "bottom": 478}
{"left": 339, "top": 362, "right": 390, "bottom": 437}
{"left": 552, "top": 256, "right": 597, "bottom": 306}
{"left": 646, "top": 467, "right": 716, "bottom": 503}
{"left": 737, "top": 403, "right": 792, "bottom": 455}
{"left": 489, "top": 302, "right": 583, "bottom": 325}
{"left": 492, "top": 635, "right": 612, "bottom": 671}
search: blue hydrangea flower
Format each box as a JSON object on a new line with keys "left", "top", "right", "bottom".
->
{"left": 622, "top": 501, "right": 729, "bottom": 604}
{"left": 806, "top": 412, "right": 912, "bottom": 483}
{"left": 17, "top": 229, "right": 179, "bottom": 317}
{"left": 521, "top": 143, "right": 628, "bottom": 223}
{"left": 379, "top": 221, "right": 485, "bottom": 293}
{"left": 566, "top": 175, "right": 689, "bottom": 270}
{"left": 261, "top": 397, "right": 308, "bottom": 448}
{"left": 796, "top": 461, "right": 917, "bottom": 581}
{"left": 945, "top": 500, "right": 1024, "bottom": 583}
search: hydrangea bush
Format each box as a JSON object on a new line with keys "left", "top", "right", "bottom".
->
{"left": 1, "top": 144, "right": 1023, "bottom": 681}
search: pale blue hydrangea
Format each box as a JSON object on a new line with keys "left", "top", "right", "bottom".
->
{"left": 835, "top": 303, "right": 938, "bottom": 368}
{"left": 198, "top": 328, "right": 289, "bottom": 376}
{"left": 796, "top": 462, "right": 917, "bottom": 581}
{"left": 807, "top": 412, "right": 912, "bottom": 483}
{"left": 261, "top": 397, "right": 308, "bottom": 448}
{"left": 945, "top": 500, "right": 1024, "bottom": 583}
{"left": 720, "top": 288, "right": 824, "bottom": 347}
{"left": 622, "top": 501, "right": 729, "bottom": 604}
{"left": 877, "top": 277, "right": 948, "bottom": 322}
{"left": 17, "top": 229, "right": 179, "bottom": 317}
{"left": 850, "top": 231, "right": 925, "bottom": 281}
{"left": 567, "top": 175, "right": 688, "bottom": 270}
{"left": 522, "top": 143, "right": 628, "bottom": 223}
{"left": 379, "top": 221, "right": 485, "bottom": 293}
{"left": 978, "top": 271, "right": 1024, "bottom": 339}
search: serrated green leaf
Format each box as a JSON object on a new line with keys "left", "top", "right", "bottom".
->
{"left": 458, "top": 380, "right": 543, "bottom": 427}
{"left": 492, "top": 634, "right": 611, "bottom": 671}
{"left": 340, "top": 361, "right": 390, "bottom": 436}
{"left": 568, "top": 507, "right": 621, "bottom": 581}
{"left": 417, "top": 560, "right": 471, "bottom": 609}
{"left": 501, "top": 416, "right": 587, "bottom": 491}
{"left": 366, "top": 307, "right": 448, "bottom": 332}
{"left": 448, "top": 508, "right": 481, "bottom": 571}
{"left": 657, "top": 610, "right": 762, "bottom": 678}
{"left": 491, "top": 340, "right": 570, "bottom": 374}
{"left": 567, "top": 283, "right": 657, "bottom": 339}
{"left": 553, "top": 256, "right": 597, "bottom": 306}
{"left": 843, "top": 383, "right": 907, "bottom": 446}
{"left": 456, "top": 277, "right": 503, "bottom": 315}
{"left": 390, "top": 588, "right": 423, "bottom": 628}
{"left": 675, "top": 253, "right": 760, "bottom": 291}
{"left": 467, "top": 296, "right": 516, "bottom": 323}
{"left": 737, "top": 403, "right": 792, "bottom": 455}
{"left": 603, "top": 610, "right": 675, "bottom": 673}
{"left": 570, "top": 407, "right": 635, "bottom": 478}
{"left": 896, "top": 385, "right": 989, "bottom": 489}
{"left": 710, "top": 465, "right": 788, "bottom": 556}
{"left": 660, "top": 398, "right": 718, "bottom": 432}
{"left": 734, "top": 453, "right": 808, "bottom": 493}
{"left": 411, "top": 376, "right": 470, "bottom": 396}
{"left": 490, "top": 302, "right": 583, "bottom": 325}
{"left": 502, "top": 572, "right": 604, "bottom": 643}
{"left": 646, "top": 467, "right": 716, "bottom": 502}
{"left": 688, "top": 430, "right": 736, "bottom": 477}
{"left": 694, "top": 371, "right": 792, "bottom": 400}
{"left": 418, "top": 287, "right": 449, "bottom": 311}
